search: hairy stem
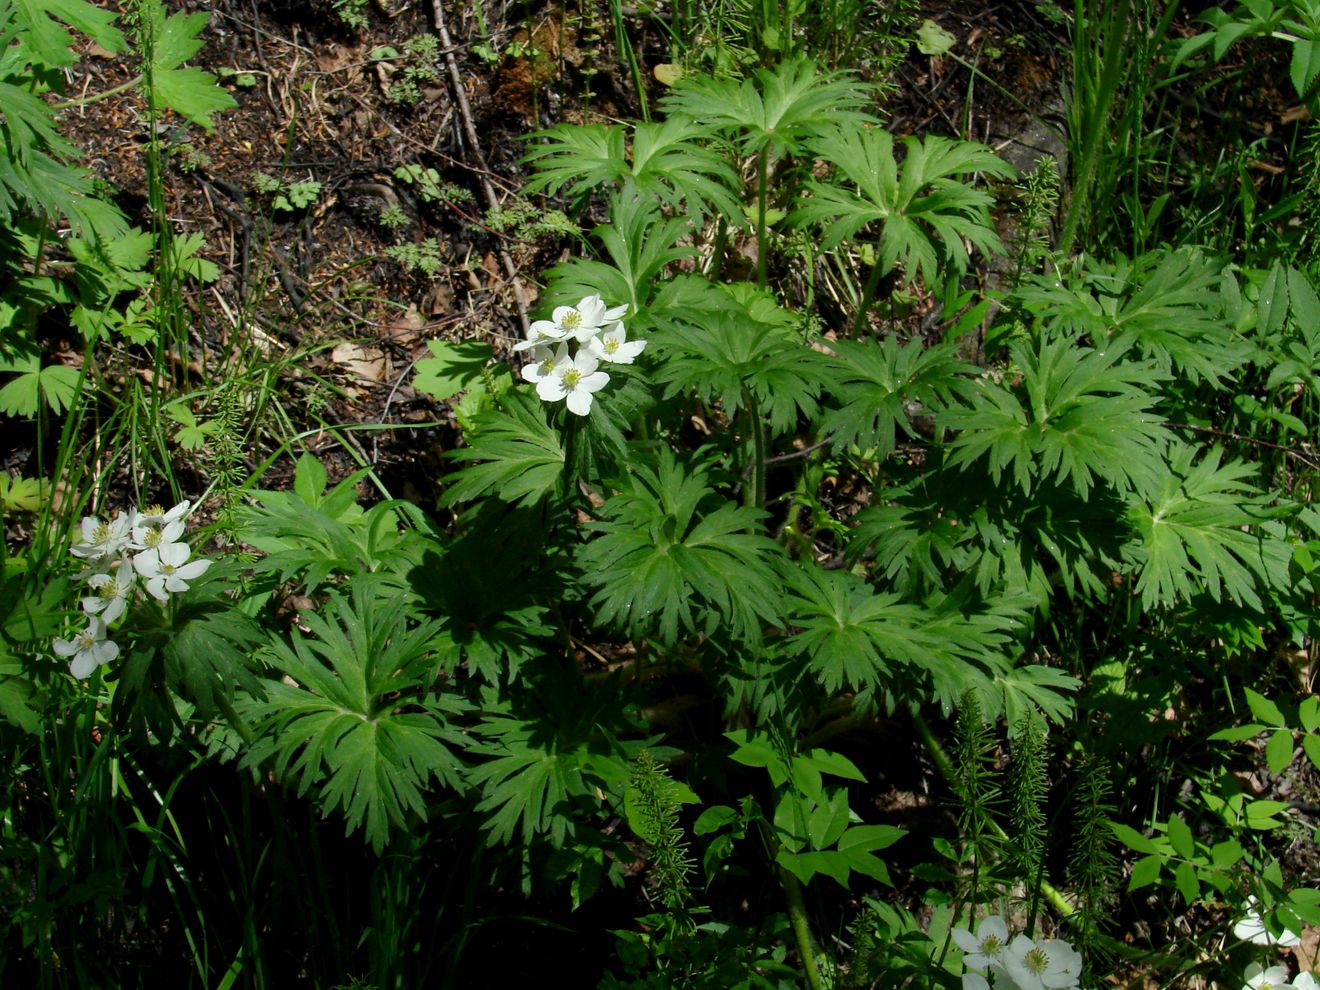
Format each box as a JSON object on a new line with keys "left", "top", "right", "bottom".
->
{"left": 851, "top": 249, "right": 886, "bottom": 337}
{"left": 756, "top": 145, "right": 770, "bottom": 288}
{"left": 744, "top": 388, "right": 766, "bottom": 509}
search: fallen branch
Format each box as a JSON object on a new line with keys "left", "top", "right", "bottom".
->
{"left": 429, "top": 0, "right": 531, "bottom": 340}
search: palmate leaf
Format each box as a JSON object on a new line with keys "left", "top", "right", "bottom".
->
{"left": 12, "top": 0, "right": 124, "bottom": 68}
{"left": 441, "top": 392, "right": 565, "bottom": 507}
{"left": 578, "top": 449, "right": 785, "bottom": 645}
{"left": 660, "top": 57, "right": 871, "bottom": 155}
{"left": 139, "top": 0, "right": 236, "bottom": 130}
{"left": 941, "top": 339, "right": 1168, "bottom": 499}
{"left": 780, "top": 563, "right": 1046, "bottom": 718}
{"left": 791, "top": 123, "right": 1013, "bottom": 286}
{"left": 650, "top": 298, "right": 828, "bottom": 435}
{"left": 468, "top": 719, "right": 593, "bottom": 847}
{"left": 1123, "top": 444, "right": 1290, "bottom": 611}
{"left": 542, "top": 189, "right": 695, "bottom": 324}
{"left": 241, "top": 576, "right": 470, "bottom": 853}
{"left": 521, "top": 116, "right": 741, "bottom": 224}
{"left": 1014, "top": 249, "right": 1251, "bottom": 387}
{"left": 819, "top": 334, "right": 974, "bottom": 456}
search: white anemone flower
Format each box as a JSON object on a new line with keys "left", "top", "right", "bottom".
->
{"left": 586, "top": 322, "right": 646, "bottom": 364}
{"left": 133, "top": 543, "right": 212, "bottom": 600}
{"left": 1244, "top": 963, "right": 1296, "bottom": 990}
{"left": 70, "top": 512, "right": 131, "bottom": 561}
{"left": 1235, "top": 897, "right": 1302, "bottom": 947}
{"left": 133, "top": 500, "right": 192, "bottom": 528}
{"left": 1001, "top": 935, "right": 1082, "bottom": 990}
{"left": 512, "top": 295, "right": 628, "bottom": 351}
{"left": 54, "top": 616, "right": 119, "bottom": 679}
{"left": 130, "top": 517, "right": 186, "bottom": 552}
{"left": 82, "top": 560, "right": 136, "bottom": 624}
{"left": 1292, "top": 973, "right": 1318, "bottom": 990}
{"left": 520, "top": 343, "right": 570, "bottom": 385}
{"left": 953, "top": 916, "right": 1012, "bottom": 972}
{"left": 535, "top": 349, "right": 609, "bottom": 415}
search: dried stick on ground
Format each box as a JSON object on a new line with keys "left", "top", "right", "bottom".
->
{"left": 429, "top": 0, "right": 531, "bottom": 340}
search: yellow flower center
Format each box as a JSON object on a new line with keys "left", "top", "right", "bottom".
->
{"left": 143, "top": 503, "right": 165, "bottom": 517}
{"left": 1024, "top": 948, "right": 1049, "bottom": 974}
{"left": 145, "top": 526, "right": 164, "bottom": 547}
{"left": 562, "top": 368, "right": 583, "bottom": 389}
{"left": 604, "top": 337, "right": 619, "bottom": 354}
{"left": 981, "top": 936, "right": 1002, "bottom": 955}
{"left": 160, "top": 562, "right": 177, "bottom": 577}
{"left": 93, "top": 522, "right": 112, "bottom": 544}
{"left": 561, "top": 310, "right": 583, "bottom": 330}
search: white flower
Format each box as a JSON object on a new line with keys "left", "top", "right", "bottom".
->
{"left": 133, "top": 500, "right": 192, "bottom": 528}
{"left": 1244, "top": 962, "right": 1296, "bottom": 990}
{"left": 586, "top": 322, "right": 646, "bottom": 364}
{"left": 535, "top": 349, "right": 610, "bottom": 416}
{"left": 953, "top": 915, "right": 1012, "bottom": 972}
{"left": 520, "top": 343, "right": 570, "bottom": 385}
{"left": 1292, "top": 973, "right": 1318, "bottom": 990}
{"left": 54, "top": 616, "right": 119, "bottom": 679}
{"left": 70, "top": 512, "right": 131, "bottom": 561}
{"left": 1001, "top": 935, "right": 1082, "bottom": 990}
{"left": 82, "top": 560, "right": 135, "bottom": 624}
{"left": 129, "top": 500, "right": 191, "bottom": 551}
{"left": 1235, "top": 897, "right": 1302, "bottom": 947}
{"left": 133, "top": 543, "right": 212, "bottom": 600}
{"left": 512, "top": 295, "right": 628, "bottom": 351}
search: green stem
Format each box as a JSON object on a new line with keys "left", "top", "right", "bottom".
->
{"left": 851, "top": 249, "right": 886, "bottom": 337}
{"left": 910, "top": 709, "right": 1075, "bottom": 919}
{"left": 744, "top": 388, "right": 766, "bottom": 509}
{"left": 50, "top": 74, "right": 144, "bottom": 109}
{"left": 779, "top": 864, "right": 826, "bottom": 990}
{"left": 1057, "top": 0, "right": 1132, "bottom": 258}
{"left": 214, "top": 688, "right": 255, "bottom": 747}
{"left": 756, "top": 145, "right": 770, "bottom": 288}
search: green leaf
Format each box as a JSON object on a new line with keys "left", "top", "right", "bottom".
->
{"left": 413, "top": 340, "right": 494, "bottom": 402}
{"left": 1174, "top": 860, "right": 1200, "bottom": 904}
{"left": 0, "top": 351, "right": 82, "bottom": 416}
{"left": 579, "top": 449, "right": 785, "bottom": 645}
{"left": 442, "top": 392, "right": 565, "bottom": 507}
{"left": 915, "top": 19, "right": 956, "bottom": 56}
{"left": 141, "top": 0, "right": 237, "bottom": 130}
{"left": 791, "top": 123, "right": 1012, "bottom": 288}
{"left": 1245, "top": 687, "right": 1287, "bottom": 727}
{"left": 14, "top": 0, "right": 125, "bottom": 67}
{"left": 241, "top": 577, "right": 469, "bottom": 853}
{"left": 1266, "top": 728, "right": 1295, "bottom": 775}
{"left": 1111, "top": 821, "right": 1160, "bottom": 855}
{"left": 0, "top": 657, "right": 40, "bottom": 733}
{"left": 818, "top": 336, "right": 974, "bottom": 456}
{"left": 661, "top": 57, "right": 872, "bottom": 156}
{"left": 1244, "top": 799, "right": 1290, "bottom": 830}
{"left": 1167, "top": 814, "right": 1194, "bottom": 859}
{"left": 1124, "top": 445, "right": 1282, "bottom": 611}
{"left": 1128, "top": 854, "right": 1163, "bottom": 890}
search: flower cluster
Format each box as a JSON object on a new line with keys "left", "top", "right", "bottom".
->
{"left": 953, "top": 915, "right": 1083, "bottom": 990}
{"left": 514, "top": 294, "right": 645, "bottom": 416}
{"left": 54, "top": 500, "right": 210, "bottom": 679}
